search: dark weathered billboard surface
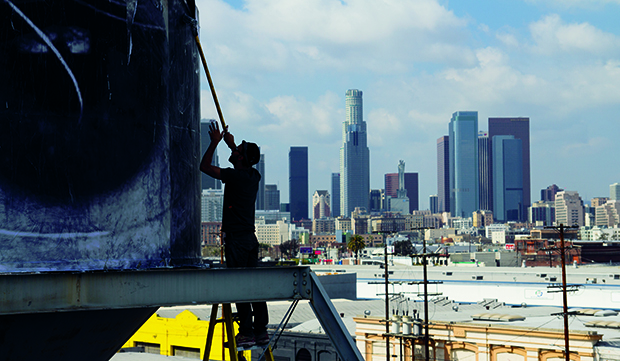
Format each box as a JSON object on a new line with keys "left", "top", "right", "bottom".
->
{"left": 0, "top": 0, "right": 201, "bottom": 272}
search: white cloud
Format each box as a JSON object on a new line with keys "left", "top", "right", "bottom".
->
{"left": 529, "top": 14, "right": 620, "bottom": 55}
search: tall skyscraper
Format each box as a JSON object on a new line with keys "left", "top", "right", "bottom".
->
{"left": 611, "top": 183, "right": 620, "bottom": 201}
{"left": 489, "top": 117, "right": 531, "bottom": 215}
{"left": 340, "top": 89, "right": 370, "bottom": 217}
{"left": 289, "top": 146, "right": 308, "bottom": 221}
{"left": 331, "top": 173, "right": 341, "bottom": 217}
{"left": 255, "top": 153, "right": 265, "bottom": 210}
{"left": 200, "top": 120, "right": 220, "bottom": 190}
{"left": 437, "top": 136, "right": 450, "bottom": 213}
{"left": 265, "top": 184, "right": 280, "bottom": 211}
{"left": 449, "top": 111, "right": 479, "bottom": 218}
{"left": 492, "top": 135, "right": 523, "bottom": 222}
{"left": 312, "top": 190, "right": 330, "bottom": 219}
{"left": 478, "top": 131, "right": 492, "bottom": 211}
{"left": 385, "top": 172, "right": 419, "bottom": 213}
{"left": 541, "top": 184, "right": 563, "bottom": 202}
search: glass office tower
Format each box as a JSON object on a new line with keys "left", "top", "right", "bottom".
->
{"left": 489, "top": 117, "right": 530, "bottom": 220}
{"left": 449, "top": 111, "right": 479, "bottom": 218}
{"left": 492, "top": 135, "right": 523, "bottom": 222}
{"left": 289, "top": 146, "right": 308, "bottom": 221}
{"left": 340, "top": 89, "right": 370, "bottom": 217}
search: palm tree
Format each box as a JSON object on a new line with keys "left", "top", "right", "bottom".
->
{"left": 347, "top": 235, "right": 366, "bottom": 265}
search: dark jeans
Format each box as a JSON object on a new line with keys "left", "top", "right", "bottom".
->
{"left": 224, "top": 231, "right": 269, "bottom": 337}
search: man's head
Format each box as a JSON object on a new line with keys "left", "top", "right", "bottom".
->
{"left": 229, "top": 140, "right": 260, "bottom": 168}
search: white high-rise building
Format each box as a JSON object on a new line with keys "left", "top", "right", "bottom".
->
{"left": 555, "top": 191, "right": 584, "bottom": 226}
{"left": 340, "top": 89, "right": 370, "bottom": 217}
{"left": 201, "top": 189, "right": 223, "bottom": 222}
{"left": 596, "top": 200, "right": 620, "bottom": 228}
{"left": 611, "top": 183, "right": 620, "bottom": 201}
{"left": 312, "top": 190, "right": 330, "bottom": 219}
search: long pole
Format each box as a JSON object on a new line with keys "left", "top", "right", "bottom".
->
{"left": 194, "top": 35, "right": 227, "bottom": 130}
{"left": 559, "top": 224, "right": 570, "bottom": 361}
{"left": 385, "top": 240, "right": 390, "bottom": 361}
{"left": 423, "top": 237, "right": 429, "bottom": 361}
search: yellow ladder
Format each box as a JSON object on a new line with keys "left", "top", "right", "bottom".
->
{"left": 203, "top": 303, "right": 274, "bottom": 361}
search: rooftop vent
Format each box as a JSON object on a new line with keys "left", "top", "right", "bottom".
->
{"left": 572, "top": 309, "right": 618, "bottom": 317}
{"left": 585, "top": 320, "right": 620, "bottom": 329}
{"left": 471, "top": 313, "right": 525, "bottom": 322}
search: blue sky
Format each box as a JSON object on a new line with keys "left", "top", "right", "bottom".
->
{"left": 196, "top": 0, "right": 620, "bottom": 210}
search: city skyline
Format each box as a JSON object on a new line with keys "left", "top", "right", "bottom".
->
{"left": 196, "top": 0, "right": 620, "bottom": 209}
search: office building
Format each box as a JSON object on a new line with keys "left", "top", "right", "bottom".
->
{"left": 529, "top": 201, "right": 555, "bottom": 226}
{"left": 541, "top": 184, "right": 563, "bottom": 202}
{"left": 201, "top": 189, "right": 223, "bottom": 222}
{"left": 384, "top": 172, "right": 418, "bottom": 213}
{"left": 200, "top": 120, "right": 220, "bottom": 190}
{"left": 488, "top": 117, "right": 531, "bottom": 213}
{"left": 449, "top": 111, "right": 479, "bottom": 218}
{"left": 312, "top": 190, "right": 330, "bottom": 219}
{"left": 369, "top": 189, "right": 384, "bottom": 213}
{"left": 478, "top": 131, "right": 492, "bottom": 211}
{"left": 255, "top": 153, "right": 265, "bottom": 210}
{"left": 436, "top": 136, "right": 450, "bottom": 213}
{"left": 289, "top": 146, "right": 308, "bottom": 221}
{"left": 492, "top": 135, "right": 523, "bottom": 222}
{"left": 611, "top": 183, "right": 620, "bottom": 201}
{"left": 264, "top": 184, "right": 280, "bottom": 211}
{"left": 340, "top": 89, "right": 370, "bottom": 217}
{"left": 331, "top": 173, "right": 340, "bottom": 217}
{"left": 555, "top": 191, "right": 584, "bottom": 226}
{"left": 429, "top": 195, "right": 438, "bottom": 214}
{"left": 591, "top": 197, "right": 609, "bottom": 208}
{"left": 595, "top": 200, "right": 620, "bottom": 228}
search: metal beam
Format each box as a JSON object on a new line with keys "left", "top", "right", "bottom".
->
{"left": 0, "top": 266, "right": 363, "bottom": 360}
{"left": 309, "top": 272, "right": 365, "bottom": 361}
{"left": 0, "top": 267, "right": 311, "bottom": 315}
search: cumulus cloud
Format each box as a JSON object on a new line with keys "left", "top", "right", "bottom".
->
{"left": 529, "top": 14, "right": 620, "bottom": 55}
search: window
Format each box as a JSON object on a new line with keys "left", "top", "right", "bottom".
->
{"left": 296, "top": 348, "right": 312, "bottom": 361}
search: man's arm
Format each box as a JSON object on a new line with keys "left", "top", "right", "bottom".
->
{"left": 200, "top": 122, "right": 224, "bottom": 179}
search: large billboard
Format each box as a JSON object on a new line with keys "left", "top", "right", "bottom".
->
{"left": 0, "top": 0, "right": 201, "bottom": 272}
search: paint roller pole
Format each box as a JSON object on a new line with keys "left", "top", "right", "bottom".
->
{"left": 195, "top": 35, "right": 227, "bottom": 130}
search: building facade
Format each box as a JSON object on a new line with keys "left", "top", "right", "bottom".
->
{"left": 289, "top": 146, "right": 308, "bottom": 221}
{"left": 340, "top": 89, "right": 370, "bottom": 218}
{"left": 488, "top": 117, "right": 531, "bottom": 213}
{"left": 541, "top": 184, "right": 563, "bottom": 202}
{"left": 312, "top": 190, "right": 331, "bottom": 219}
{"left": 449, "top": 112, "right": 479, "bottom": 218}
{"left": 596, "top": 200, "right": 620, "bottom": 228}
{"left": 437, "top": 136, "right": 450, "bottom": 213}
{"left": 555, "top": 191, "right": 585, "bottom": 226}
{"left": 255, "top": 153, "right": 265, "bottom": 210}
{"left": 611, "top": 183, "right": 620, "bottom": 201}
{"left": 492, "top": 135, "right": 524, "bottom": 222}
{"left": 529, "top": 201, "right": 555, "bottom": 226}
{"left": 201, "top": 189, "right": 223, "bottom": 222}
{"left": 385, "top": 172, "right": 419, "bottom": 213}
{"left": 331, "top": 172, "right": 341, "bottom": 217}
{"left": 264, "top": 184, "right": 280, "bottom": 211}
{"left": 478, "top": 131, "right": 492, "bottom": 212}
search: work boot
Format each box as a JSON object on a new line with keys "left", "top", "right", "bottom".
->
{"left": 235, "top": 333, "right": 255, "bottom": 348}
{"left": 254, "top": 332, "right": 269, "bottom": 346}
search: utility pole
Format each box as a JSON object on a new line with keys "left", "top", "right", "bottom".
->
{"left": 409, "top": 227, "right": 442, "bottom": 361}
{"left": 545, "top": 224, "right": 580, "bottom": 361}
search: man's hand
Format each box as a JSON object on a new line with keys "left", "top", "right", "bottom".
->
{"left": 209, "top": 121, "right": 224, "bottom": 144}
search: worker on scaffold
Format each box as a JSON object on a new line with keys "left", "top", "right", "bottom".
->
{"left": 200, "top": 121, "right": 269, "bottom": 348}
